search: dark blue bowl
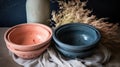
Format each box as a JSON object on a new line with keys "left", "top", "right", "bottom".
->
{"left": 55, "top": 45, "right": 94, "bottom": 58}
{"left": 53, "top": 23, "right": 101, "bottom": 52}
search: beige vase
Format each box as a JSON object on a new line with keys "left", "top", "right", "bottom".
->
{"left": 26, "top": 0, "right": 50, "bottom": 25}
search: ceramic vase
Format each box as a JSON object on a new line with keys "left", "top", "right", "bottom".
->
{"left": 26, "top": 0, "right": 50, "bottom": 25}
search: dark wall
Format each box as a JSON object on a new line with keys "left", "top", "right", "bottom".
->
{"left": 84, "top": 0, "right": 120, "bottom": 23}
{"left": 0, "top": 0, "right": 26, "bottom": 27}
{"left": 0, "top": 0, "right": 57, "bottom": 27}
{"left": 0, "top": 0, "right": 120, "bottom": 27}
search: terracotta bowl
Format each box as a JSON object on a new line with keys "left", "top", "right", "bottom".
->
{"left": 4, "top": 23, "right": 52, "bottom": 51}
{"left": 6, "top": 43, "right": 50, "bottom": 59}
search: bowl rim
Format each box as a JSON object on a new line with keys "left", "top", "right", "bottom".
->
{"left": 53, "top": 23, "right": 101, "bottom": 49}
{"left": 8, "top": 24, "right": 50, "bottom": 44}
{"left": 4, "top": 23, "right": 52, "bottom": 48}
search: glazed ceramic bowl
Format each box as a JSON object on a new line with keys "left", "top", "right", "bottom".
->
{"left": 55, "top": 45, "right": 94, "bottom": 58}
{"left": 4, "top": 23, "right": 52, "bottom": 51}
{"left": 53, "top": 23, "right": 101, "bottom": 52}
{"left": 7, "top": 43, "right": 50, "bottom": 59}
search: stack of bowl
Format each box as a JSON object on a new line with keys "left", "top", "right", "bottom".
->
{"left": 4, "top": 23, "right": 52, "bottom": 59}
{"left": 53, "top": 23, "right": 101, "bottom": 58}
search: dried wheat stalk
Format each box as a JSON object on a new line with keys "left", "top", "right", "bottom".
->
{"left": 51, "top": 0, "right": 120, "bottom": 50}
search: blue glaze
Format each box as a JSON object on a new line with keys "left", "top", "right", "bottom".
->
{"left": 53, "top": 23, "right": 101, "bottom": 52}
{"left": 55, "top": 44, "right": 94, "bottom": 58}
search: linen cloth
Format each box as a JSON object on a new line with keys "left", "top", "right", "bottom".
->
{"left": 10, "top": 44, "right": 111, "bottom": 67}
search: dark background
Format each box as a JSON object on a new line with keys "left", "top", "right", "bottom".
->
{"left": 0, "top": 0, "right": 26, "bottom": 27}
{"left": 0, "top": 0, "right": 120, "bottom": 27}
{"left": 85, "top": 0, "right": 120, "bottom": 23}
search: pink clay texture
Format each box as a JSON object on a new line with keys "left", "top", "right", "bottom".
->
{"left": 7, "top": 43, "right": 50, "bottom": 59}
{"left": 4, "top": 23, "right": 52, "bottom": 51}
{"left": 8, "top": 25, "right": 49, "bottom": 45}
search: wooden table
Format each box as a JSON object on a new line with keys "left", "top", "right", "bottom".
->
{"left": 0, "top": 28, "right": 22, "bottom": 67}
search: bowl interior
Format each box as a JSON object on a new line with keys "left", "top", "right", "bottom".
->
{"left": 56, "top": 24, "right": 99, "bottom": 46}
{"left": 8, "top": 24, "right": 50, "bottom": 45}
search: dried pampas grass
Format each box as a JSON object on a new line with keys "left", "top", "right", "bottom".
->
{"left": 51, "top": 0, "right": 120, "bottom": 50}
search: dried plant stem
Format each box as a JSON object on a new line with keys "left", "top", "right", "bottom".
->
{"left": 51, "top": 0, "right": 120, "bottom": 50}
